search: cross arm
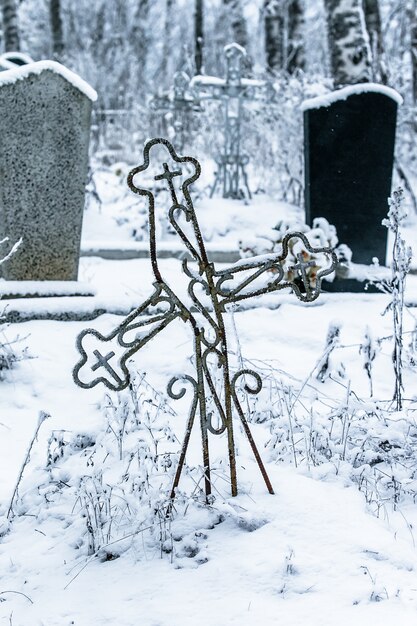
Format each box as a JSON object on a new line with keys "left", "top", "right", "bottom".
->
{"left": 214, "top": 232, "right": 338, "bottom": 306}
{"left": 73, "top": 282, "right": 189, "bottom": 391}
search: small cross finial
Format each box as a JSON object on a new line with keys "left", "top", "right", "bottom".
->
{"left": 291, "top": 253, "right": 316, "bottom": 297}
{"left": 154, "top": 162, "right": 182, "bottom": 204}
{"left": 91, "top": 349, "right": 123, "bottom": 386}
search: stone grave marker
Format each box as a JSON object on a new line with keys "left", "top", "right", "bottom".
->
{"left": 0, "top": 60, "right": 97, "bottom": 281}
{"left": 303, "top": 85, "right": 402, "bottom": 271}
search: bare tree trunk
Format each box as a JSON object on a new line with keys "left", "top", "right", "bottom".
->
{"left": 162, "top": 0, "right": 174, "bottom": 85}
{"left": 130, "top": 0, "right": 150, "bottom": 89}
{"left": 224, "top": 0, "right": 248, "bottom": 49}
{"left": 0, "top": 0, "right": 20, "bottom": 52}
{"left": 324, "top": 0, "right": 373, "bottom": 86}
{"left": 363, "top": 0, "right": 388, "bottom": 83}
{"left": 264, "top": 0, "right": 285, "bottom": 73}
{"left": 410, "top": 0, "right": 417, "bottom": 105}
{"left": 49, "top": 0, "right": 64, "bottom": 60}
{"left": 287, "top": 0, "right": 305, "bottom": 74}
{"left": 194, "top": 0, "right": 204, "bottom": 74}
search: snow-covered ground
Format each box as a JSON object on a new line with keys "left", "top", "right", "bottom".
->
{"left": 1, "top": 187, "right": 417, "bottom": 625}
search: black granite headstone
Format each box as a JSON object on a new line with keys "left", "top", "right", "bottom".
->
{"left": 304, "top": 88, "right": 399, "bottom": 268}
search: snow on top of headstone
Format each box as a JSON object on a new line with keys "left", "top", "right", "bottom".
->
{"left": 301, "top": 83, "right": 403, "bottom": 111}
{"left": 224, "top": 42, "right": 246, "bottom": 56}
{"left": 0, "top": 60, "right": 97, "bottom": 101}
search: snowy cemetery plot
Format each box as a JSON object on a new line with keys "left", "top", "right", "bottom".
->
{"left": 3, "top": 272, "right": 417, "bottom": 624}
{"left": 1, "top": 140, "right": 417, "bottom": 625}
{"left": 0, "top": 0, "right": 417, "bottom": 622}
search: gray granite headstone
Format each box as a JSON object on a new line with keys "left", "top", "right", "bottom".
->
{"left": 303, "top": 85, "right": 401, "bottom": 269}
{"left": 0, "top": 61, "right": 96, "bottom": 280}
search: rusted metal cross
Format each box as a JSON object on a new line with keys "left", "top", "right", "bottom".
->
{"left": 73, "top": 138, "right": 337, "bottom": 502}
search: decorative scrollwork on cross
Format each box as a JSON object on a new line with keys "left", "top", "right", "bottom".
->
{"left": 73, "top": 137, "right": 338, "bottom": 500}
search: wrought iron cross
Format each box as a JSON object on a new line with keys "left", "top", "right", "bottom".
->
{"left": 150, "top": 71, "right": 202, "bottom": 152}
{"left": 73, "top": 138, "right": 337, "bottom": 501}
{"left": 191, "top": 43, "right": 274, "bottom": 200}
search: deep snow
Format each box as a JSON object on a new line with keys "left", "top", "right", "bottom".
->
{"left": 1, "top": 189, "right": 417, "bottom": 625}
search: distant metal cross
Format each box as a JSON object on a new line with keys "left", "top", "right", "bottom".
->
{"left": 73, "top": 138, "right": 338, "bottom": 503}
{"left": 191, "top": 43, "right": 274, "bottom": 200}
{"left": 150, "top": 71, "right": 202, "bottom": 152}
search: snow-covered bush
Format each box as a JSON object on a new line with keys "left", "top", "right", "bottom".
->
{"left": 369, "top": 187, "right": 413, "bottom": 410}
{"left": 382, "top": 188, "right": 413, "bottom": 410}
{"left": 0, "top": 328, "right": 29, "bottom": 380}
{"left": 45, "top": 372, "right": 180, "bottom": 559}
{"left": 267, "top": 390, "right": 417, "bottom": 515}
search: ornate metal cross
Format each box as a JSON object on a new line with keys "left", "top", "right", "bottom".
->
{"left": 191, "top": 43, "right": 274, "bottom": 200}
{"left": 73, "top": 138, "right": 337, "bottom": 501}
{"left": 150, "top": 71, "right": 201, "bottom": 152}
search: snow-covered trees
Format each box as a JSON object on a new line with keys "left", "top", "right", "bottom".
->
{"left": 49, "top": 0, "right": 64, "bottom": 60}
{"left": 0, "top": 0, "right": 20, "bottom": 51}
{"left": 363, "top": 0, "right": 387, "bottom": 83}
{"left": 264, "top": 0, "right": 305, "bottom": 74}
{"left": 323, "top": 0, "right": 373, "bottom": 86}
{"left": 264, "top": 0, "right": 285, "bottom": 73}
{"left": 194, "top": 0, "right": 204, "bottom": 74}
{"left": 287, "top": 0, "right": 305, "bottom": 74}
{"left": 223, "top": 0, "right": 248, "bottom": 50}
{"left": 410, "top": 0, "right": 417, "bottom": 105}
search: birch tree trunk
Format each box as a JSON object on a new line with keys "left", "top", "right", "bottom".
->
{"left": 49, "top": 0, "right": 64, "bottom": 60}
{"left": 410, "top": 0, "right": 417, "bottom": 105}
{"left": 223, "top": 0, "right": 248, "bottom": 50}
{"left": 363, "top": 0, "right": 388, "bottom": 83}
{"left": 0, "top": 0, "right": 20, "bottom": 52}
{"left": 324, "top": 0, "right": 373, "bottom": 86}
{"left": 264, "top": 0, "right": 285, "bottom": 73}
{"left": 287, "top": 0, "right": 305, "bottom": 74}
{"left": 162, "top": 0, "right": 174, "bottom": 85}
{"left": 194, "top": 0, "right": 204, "bottom": 74}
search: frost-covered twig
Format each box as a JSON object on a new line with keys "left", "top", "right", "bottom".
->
{"left": 316, "top": 321, "right": 344, "bottom": 382}
{"left": 0, "top": 590, "right": 33, "bottom": 605}
{"left": 0, "top": 237, "right": 22, "bottom": 266}
{"left": 6, "top": 411, "right": 49, "bottom": 521}
{"left": 381, "top": 187, "right": 412, "bottom": 410}
{"left": 359, "top": 326, "right": 378, "bottom": 396}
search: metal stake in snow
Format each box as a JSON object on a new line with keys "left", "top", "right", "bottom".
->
{"left": 191, "top": 43, "right": 274, "bottom": 200}
{"left": 73, "top": 138, "right": 337, "bottom": 500}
